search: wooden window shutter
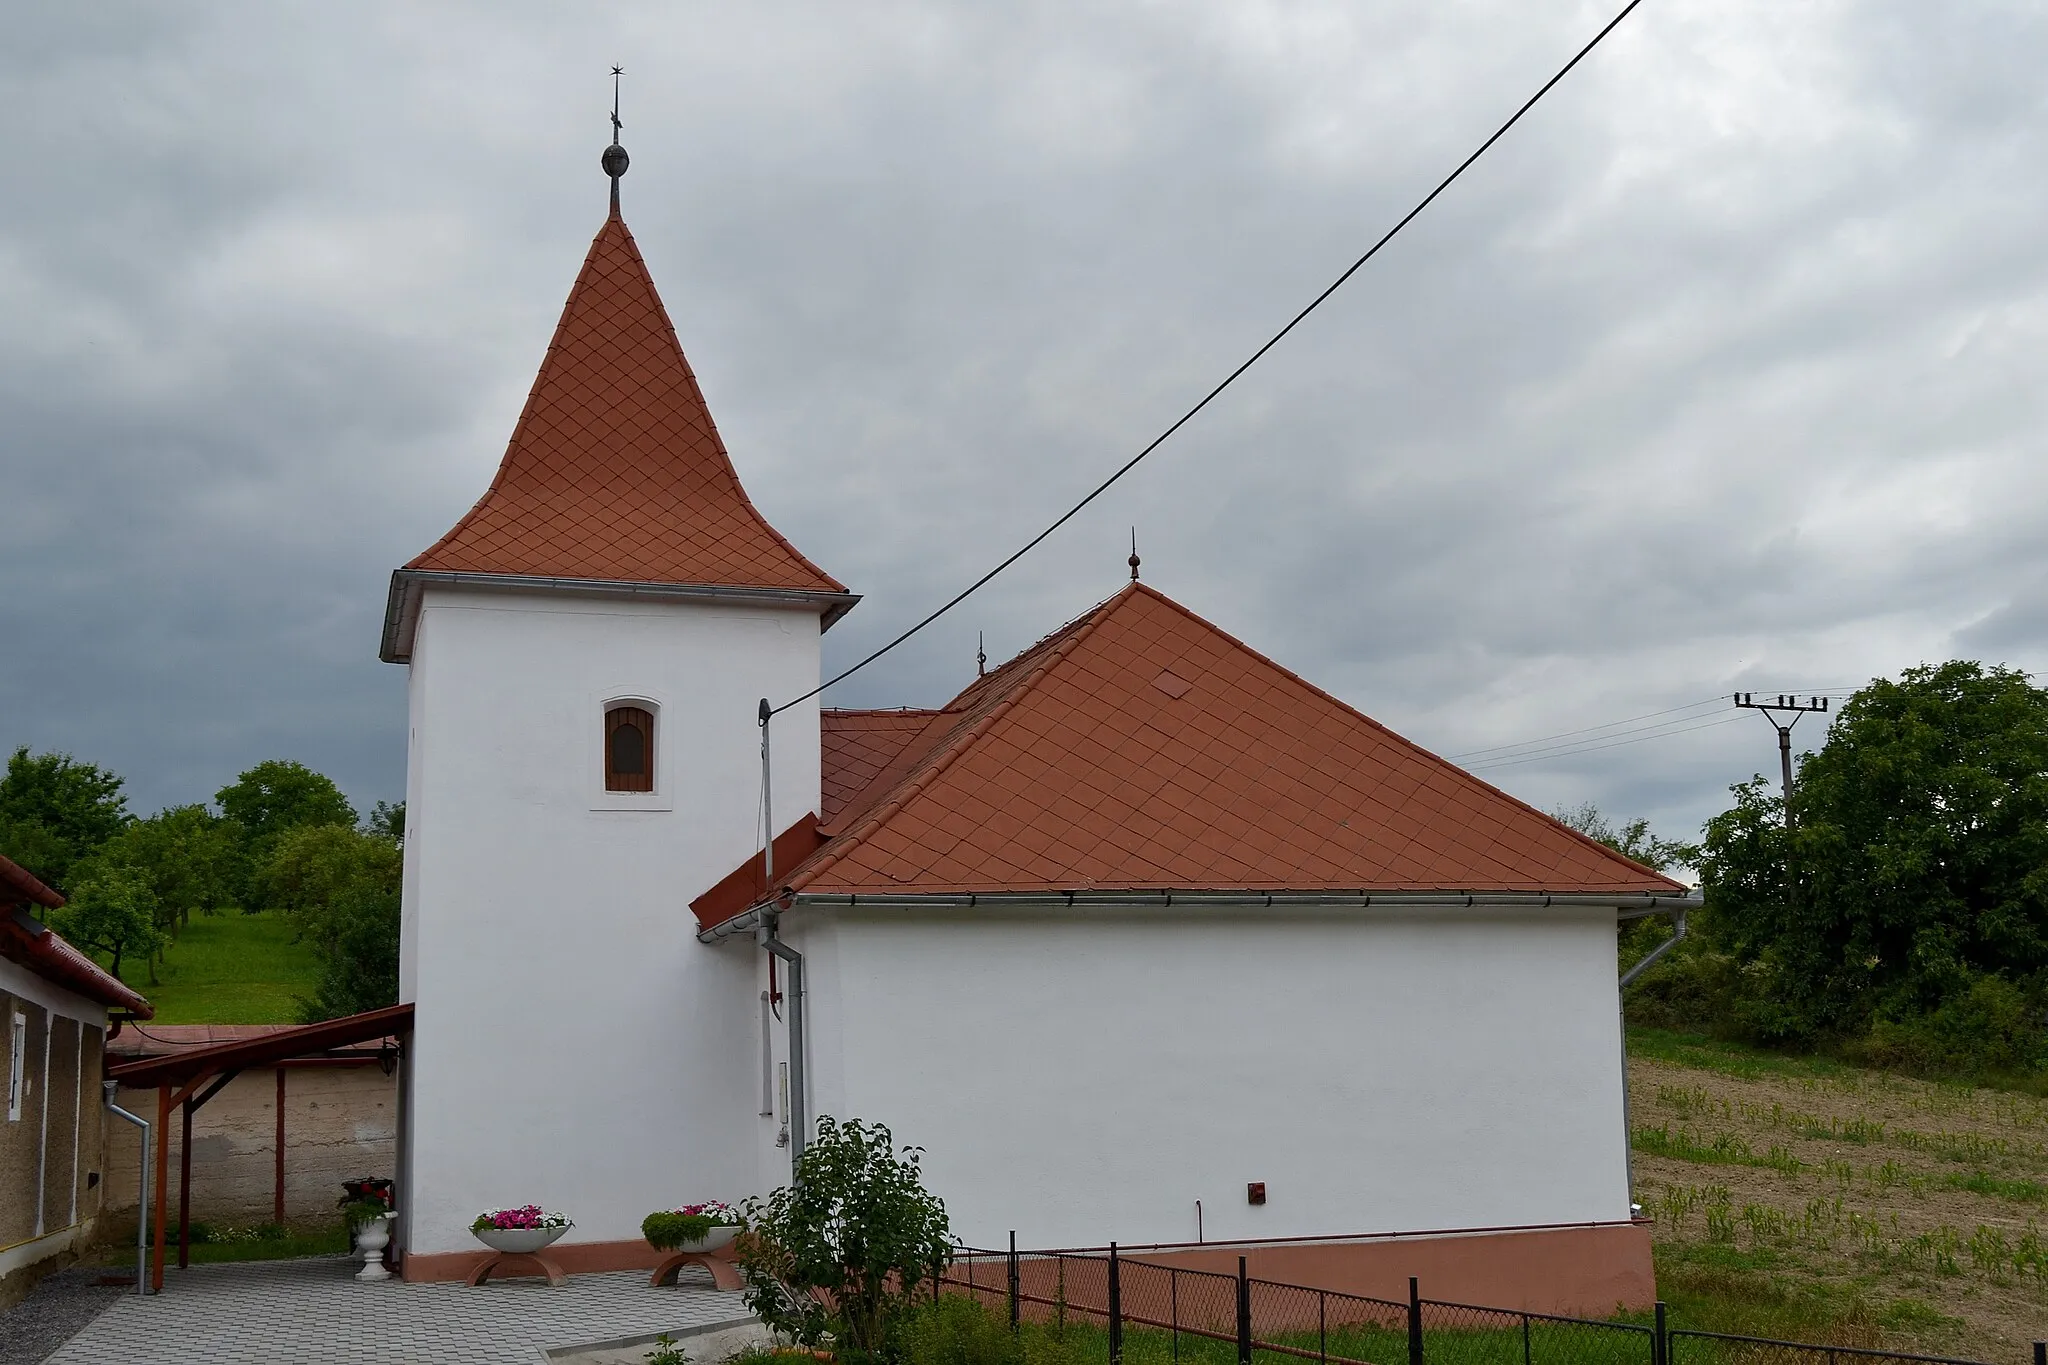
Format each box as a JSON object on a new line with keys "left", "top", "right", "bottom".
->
{"left": 605, "top": 706, "right": 654, "bottom": 792}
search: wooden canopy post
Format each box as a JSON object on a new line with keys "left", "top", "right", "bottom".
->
{"left": 273, "top": 1068, "right": 286, "bottom": 1226}
{"left": 178, "top": 1098, "right": 193, "bottom": 1269}
{"left": 151, "top": 1084, "right": 169, "bottom": 1292}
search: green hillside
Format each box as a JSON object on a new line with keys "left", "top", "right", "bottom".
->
{"left": 101, "top": 912, "right": 319, "bottom": 1024}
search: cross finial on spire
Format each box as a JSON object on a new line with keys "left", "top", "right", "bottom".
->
{"left": 601, "top": 66, "right": 630, "bottom": 217}
{"left": 1128, "top": 528, "right": 1141, "bottom": 581}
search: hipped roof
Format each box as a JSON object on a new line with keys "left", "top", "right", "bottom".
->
{"left": 403, "top": 210, "right": 845, "bottom": 597}
{"left": 696, "top": 584, "right": 1682, "bottom": 928}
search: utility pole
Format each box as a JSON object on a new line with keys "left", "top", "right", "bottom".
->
{"left": 1733, "top": 693, "right": 1829, "bottom": 828}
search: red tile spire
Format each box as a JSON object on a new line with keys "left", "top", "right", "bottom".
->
{"left": 403, "top": 177, "right": 844, "bottom": 596}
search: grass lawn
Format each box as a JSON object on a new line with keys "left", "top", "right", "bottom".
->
{"left": 184, "top": 1224, "right": 351, "bottom": 1264}
{"left": 102, "top": 911, "right": 319, "bottom": 1024}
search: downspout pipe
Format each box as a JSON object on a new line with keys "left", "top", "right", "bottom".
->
{"left": 103, "top": 1081, "right": 151, "bottom": 1296}
{"left": 1619, "top": 905, "right": 1688, "bottom": 989}
{"left": 757, "top": 913, "right": 807, "bottom": 1171}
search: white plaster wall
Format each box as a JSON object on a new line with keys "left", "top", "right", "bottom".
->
{"left": 400, "top": 587, "right": 822, "bottom": 1255}
{"left": 792, "top": 905, "right": 1629, "bottom": 1251}
{"left": 0, "top": 958, "right": 110, "bottom": 1029}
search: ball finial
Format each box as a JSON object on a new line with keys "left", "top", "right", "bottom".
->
{"left": 602, "top": 143, "right": 630, "bottom": 179}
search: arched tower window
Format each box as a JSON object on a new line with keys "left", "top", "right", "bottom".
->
{"left": 605, "top": 704, "right": 655, "bottom": 792}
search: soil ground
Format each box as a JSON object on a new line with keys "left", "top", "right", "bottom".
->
{"left": 1630, "top": 1039, "right": 2048, "bottom": 1361}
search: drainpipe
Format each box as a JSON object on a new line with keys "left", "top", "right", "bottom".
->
{"left": 1619, "top": 906, "right": 1688, "bottom": 989}
{"left": 103, "top": 1081, "right": 151, "bottom": 1296}
{"left": 1615, "top": 904, "right": 1688, "bottom": 1214}
{"left": 757, "top": 912, "right": 806, "bottom": 1172}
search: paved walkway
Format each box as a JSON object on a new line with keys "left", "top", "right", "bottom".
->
{"left": 40, "top": 1256, "right": 753, "bottom": 1364}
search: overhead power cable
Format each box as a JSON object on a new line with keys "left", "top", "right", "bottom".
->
{"left": 1447, "top": 696, "right": 1727, "bottom": 760}
{"left": 771, "top": 0, "right": 1656, "bottom": 716}
{"left": 1466, "top": 714, "right": 1741, "bottom": 772}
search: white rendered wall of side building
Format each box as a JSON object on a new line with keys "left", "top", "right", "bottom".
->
{"left": 396, "top": 586, "right": 823, "bottom": 1258}
{"left": 764, "top": 904, "right": 1631, "bottom": 1250}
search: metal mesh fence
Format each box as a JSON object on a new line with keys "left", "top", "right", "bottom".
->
{"left": 940, "top": 1245, "right": 2003, "bottom": 1365}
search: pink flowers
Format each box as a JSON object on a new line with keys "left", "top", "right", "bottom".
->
{"left": 471, "top": 1204, "right": 571, "bottom": 1232}
{"left": 668, "top": 1201, "right": 738, "bottom": 1221}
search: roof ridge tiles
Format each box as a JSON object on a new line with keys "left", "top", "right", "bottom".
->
{"left": 786, "top": 593, "right": 1125, "bottom": 894}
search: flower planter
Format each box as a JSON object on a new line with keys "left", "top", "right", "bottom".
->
{"left": 352, "top": 1213, "right": 394, "bottom": 1282}
{"left": 662, "top": 1225, "right": 738, "bottom": 1255}
{"left": 472, "top": 1225, "right": 569, "bottom": 1256}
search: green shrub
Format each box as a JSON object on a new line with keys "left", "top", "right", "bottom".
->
{"left": 737, "top": 1116, "right": 952, "bottom": 1357}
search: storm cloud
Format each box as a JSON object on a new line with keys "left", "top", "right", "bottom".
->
{"left": 3, "top": 1, "right": 2045, "bottom": 851}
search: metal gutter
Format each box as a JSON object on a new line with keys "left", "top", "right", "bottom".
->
{"left": 700, "top": 889, "right": 1702, "bottom": 943}
{"left": 379, "top": 569, "right": 862, "bottom": 663}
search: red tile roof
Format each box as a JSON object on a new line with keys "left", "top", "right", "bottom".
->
{"left": 405, "top": 209, "right": 844, "bottom": 596}
{"left": 714, "top": 584, "right": 1681, "bottom": 920}
{"left": 0, "top": 852, "right": 63, "bottom": 910}
{"left": 2, "top": 857, "right": 154, "bottom": 1016}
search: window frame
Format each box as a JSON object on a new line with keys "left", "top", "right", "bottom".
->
{"left": 604, "top": 704, "right": 656, "bottom": 793}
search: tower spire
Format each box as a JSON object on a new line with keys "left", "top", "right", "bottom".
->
{"left": 602, "top": 66, "right": 629, "bottom": 218}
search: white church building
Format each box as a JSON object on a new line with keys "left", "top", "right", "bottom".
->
{"left": 378, "top": 141, "right": 1691, "bottom": 1312}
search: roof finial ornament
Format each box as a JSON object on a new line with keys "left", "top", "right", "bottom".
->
{"left": 976, "top": 631, "right": 986, "bottom": 678}
{"left": 602, "top": 66, "right": 629, "bottom": 217}
{"left": 1128, "top": 528, "right": 1141, "bottom": 582}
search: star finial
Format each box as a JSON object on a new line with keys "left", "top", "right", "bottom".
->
{"left": 601, "top": 66, "right": 630, "bottom": 217}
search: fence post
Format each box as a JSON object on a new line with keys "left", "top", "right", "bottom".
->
{"left": 1237, "top": 1256, "right": 1252, "bottom": 1365}
{"left": 1654, "top": 1300, "right": 1667, "bottom": 1365}
{"left": 1109, "top": 1242, "right": 1123, "bottom": 1365}
{"left": 1171, "top": 1267, "right": 1181, "bottom": 1364}
{"left": 1407, "top": 1276, "right": 1422, "bottom": 1365}
{"left": 1520, "top": 1312, "right": 1530, "bottom": 1365}
{"left": 1319, "top": 1290, "right": 1328, "bottom": 1365}
{"left": 1008, "top": 1232, "right": 1020, "bottom": 1335}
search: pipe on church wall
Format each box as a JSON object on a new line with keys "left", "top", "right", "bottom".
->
{"left": 758, "top": 915, "right": 807, "bottom": 1171}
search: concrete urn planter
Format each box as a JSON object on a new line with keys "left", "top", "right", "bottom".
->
{"left": 354, "top": 1212, "right": 395, "bottom": 1282}
{"left": 473, "top": 1225, "right": 569, "bottom": 1256}
{"left": 665, "top": 1225, "right": 740, "bottom": 1255}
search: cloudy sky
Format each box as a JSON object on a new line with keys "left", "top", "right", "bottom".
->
{"left": 3, "top": 1, "right": 2044, "bottom": 852}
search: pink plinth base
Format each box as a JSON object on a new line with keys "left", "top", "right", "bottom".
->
{"left": 651, "top": 1250, "right": 746, "bottom": 1291}
{"left": 466, "top": 1250, "right": 568, "bottom": 1287}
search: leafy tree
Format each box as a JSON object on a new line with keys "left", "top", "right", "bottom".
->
{"left": 215, "top": 760, "right": 357, "bottom": 850}
{"left": 367, "top": 800, "right": 405, "bottom": 845}
{"left": 51, "top": 865, "right": 165, "bottom": 983}
{"left": 257, "top": 824, "right": 401, "bottom": 949}
{"left": 300, "top": 880, "right": 401, "bottom": 1022}
{"left": 737, "top": 1117, "right": 952, "bottom": 1357}
{"left": 0, "top": 747, "right": 131, "bottom": 889}
{"left": 1701, "top": 662, "right": 2048, "bottom": 1047}
{"left": 85, "top": 804, "right": 243, "bottom": 931}
{"left": 1551, "top": 800, "right": 1697, "bottom": 873}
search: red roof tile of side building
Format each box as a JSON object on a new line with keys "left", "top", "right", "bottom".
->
{"left": 382, "top": 204, "right": 853, "bottom": 661}
{"left": 2, "top": 854, "right": 153, "bottom": 1016}
{"left": 696, "top": 583, "right": 1682, "bottom": 929}
{"left": 104, "top": 1023, "right": 385, "bottom": 1061}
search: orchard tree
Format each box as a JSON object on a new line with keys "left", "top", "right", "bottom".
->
{"left": 0, "top": 747, "right": 130, "bottom": 889}
{"left": 53, "top": 865, "right": 165, "bottom": 983}
{"left": 215, "top": 760, "right": 357, "bottom": 850}
{"left": 1701, "top": 661, "right": 2048, "bottom": 1040}
{"left": 85, "top": 804, "right": 242, "bottom": 931}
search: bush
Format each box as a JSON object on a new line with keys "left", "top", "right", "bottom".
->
{"left": 737, "top": 1116, "right": 952, "bottom": 1358}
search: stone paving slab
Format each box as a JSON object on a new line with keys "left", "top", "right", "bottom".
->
{"left": 41, "top": 1256, "right": 752, "bottom": 1365}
